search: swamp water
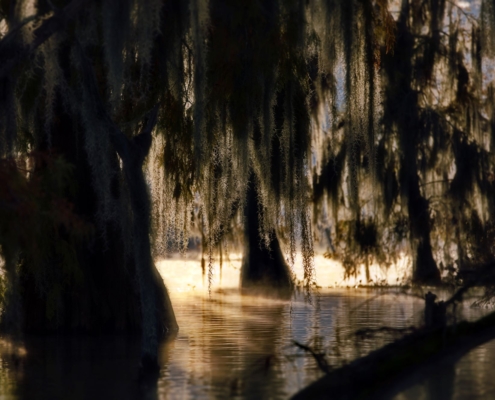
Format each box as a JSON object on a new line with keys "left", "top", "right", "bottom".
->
{"left": 0, "top": 255, "right": 494, "bottom": 399}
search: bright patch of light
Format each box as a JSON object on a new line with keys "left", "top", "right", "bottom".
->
{"left": 156, "top": 252, "right": 412, "bottom": 300}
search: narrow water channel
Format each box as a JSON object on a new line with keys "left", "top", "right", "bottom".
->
{"left": 0, "top": 257, "right": 494, "bottom": 399}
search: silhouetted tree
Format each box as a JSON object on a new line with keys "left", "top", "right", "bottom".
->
{"left": 2, "top": 0, "right": 495, "bottom": 371}
{"left": 312, "top": 0, "right": 495, "bottom": 285}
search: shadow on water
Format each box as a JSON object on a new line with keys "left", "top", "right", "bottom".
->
{"left": 235, "top": 300, "right": 286, "bottom": 399}
{"left": 157, "top": 290, "right": 290, "bottom": 399}
{"left": 0, "top": 334, "right": 177, "bottom": 400}
{"left": 2, "top": 288, "right": 495, "bottom": 399}
{"left": 391, "top": 362, "right": 456, "bottom": 400}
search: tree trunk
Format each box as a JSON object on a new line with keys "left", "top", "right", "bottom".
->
{"left": 18, "top": 91, "right": 142, "bottom": 334}
{"left": 240, "top": 172, "right": 293, "bottom": 298}
{"left": 16, "top": 45, "right": 178, "bottom": 373}
{"left": 122, "top": 118, "right": 178, "bottom": 370}
{"left": 72, "top": 42, "right": 179, "bottom": 370}
{"left": 17, "top": 91, "right": 179, "bottom": 357}
{"left": 383, "top": 10, "right": 441, "bottom": 285}
{"left": 407, "top": 172, "right": 441, "bottom": 284}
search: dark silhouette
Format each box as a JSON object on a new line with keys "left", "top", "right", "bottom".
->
{"left": 1, "top": 0, "right": 495, "bottom": 382}
{"left": 292, "top": 290, "right": 495, "bottom": 400}
{"left": 240, "top": 172, "right": 293, "bottom": 298}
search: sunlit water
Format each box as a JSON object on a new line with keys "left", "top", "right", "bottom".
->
{"left": 0, "top": 255, "right": 494, "bottom": 399}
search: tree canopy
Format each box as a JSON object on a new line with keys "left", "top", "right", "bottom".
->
{"left": 1, "top": 0, "right": 495, "bottom": 368}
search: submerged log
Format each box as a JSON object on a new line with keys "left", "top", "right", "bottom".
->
{"left": 291, "top": 298, "right": 495, "bottom": 399}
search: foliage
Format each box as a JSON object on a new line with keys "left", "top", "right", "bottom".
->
{"left": 312, "top": 0, "right": 495, "bottom": 283}
{"left": 0, "top": 0, "right": 495, "bottom": 332}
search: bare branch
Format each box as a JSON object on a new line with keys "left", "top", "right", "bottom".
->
{"left": 293, "top": 340, "right": 331, "bottom": 374}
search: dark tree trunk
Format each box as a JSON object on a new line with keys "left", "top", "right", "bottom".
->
{"left": 406, "top": 170, "right": 441, "bottom": 284}
{"left": 76, "top": 43, "right": 179, "bottom": 369}
{"left": 240, "top": 172, "right": 293, "bottom": 298}
{"left": 122, "top": 114, "right": 178, "bottom": 370}
{"left": 18, "top": 92, "right": 179, "bottom": 350}
{"left": 383, "top": 9, "right": 441, "bottom": 285}
{"left": 19, "top": 92, "right": 142, "bottom": 334}
{"left": 15, "top": 44, "right": 178, "bottom": 373}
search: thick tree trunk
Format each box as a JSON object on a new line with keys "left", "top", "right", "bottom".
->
{"left": 384, "top": 11, "right": 441, "bottom": 285}
{"left": 17, "top": 93, "right": 179, "bottom": 360}
{"left": 407, "top": 172, "right": 441, "bottom": 285}
{"left": 18, "top": 93, "right": 142, "bottom": 334}
{"left": 74, "top": 43, "right": 179, "bottom": 368}
{"left": 122, "top": 117, "right": 179, "bottom": 370}
{"left": 240, "top": 172, "right": 293, "bottom": 298}
{"left": 16, "top": 45, "right": 179, "bottom": 373}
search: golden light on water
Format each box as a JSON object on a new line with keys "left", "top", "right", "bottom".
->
{"left": 156, "top": 252, "right": 412, "bottom": 297}
{"left": 154, "top": 252, "right": 428, "bottom": 399}
{"left": 0, "top": 253, "right": 492, "bottom": 399}
{"left": 0, "top": 339, "right": 27, "bottom": 358}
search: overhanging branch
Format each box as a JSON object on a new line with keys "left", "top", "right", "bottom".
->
{"left": 0, "top": 0, "right": 89, "bottom": 80}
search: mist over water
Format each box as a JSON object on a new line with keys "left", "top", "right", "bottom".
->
{"left": 0, "top": 257, "right": 494, "bottom": 399}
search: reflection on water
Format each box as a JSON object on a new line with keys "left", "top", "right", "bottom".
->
{"left": 395, "top": 340, "right": 495, "bottom": 400}
{"left": 160, "top": 293, "right": 290, "bottom": 399}
{"left": 0, "top": 335, "right": 153, "bottom": 400}
{"left": 0, "top": 257, "right": 494, "bottom": 399}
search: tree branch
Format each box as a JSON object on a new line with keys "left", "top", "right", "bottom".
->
{"left": 0, "top": 0, "right": 89, "bottom": 80}
{"left": 132, "top": 104, "right": 159, "bottom": 164}
{"left": 293, "top": 340, "right": 332, "bottom": 374}
{"left": 292, "top": 303, "right": 495, "bottom": 399}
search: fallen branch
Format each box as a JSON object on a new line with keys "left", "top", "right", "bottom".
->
{"left": 354, "top": 326, "right": 417, "bottom": 339}
{"left": 291, "top": 309, "right": 495, "bottom": 400}
{"left": 293, "top": 340, "right": 332, "bottom": 374}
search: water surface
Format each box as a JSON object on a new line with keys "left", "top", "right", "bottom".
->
{"left": 0, "top": 258, "right": 494, "bottom": 399}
